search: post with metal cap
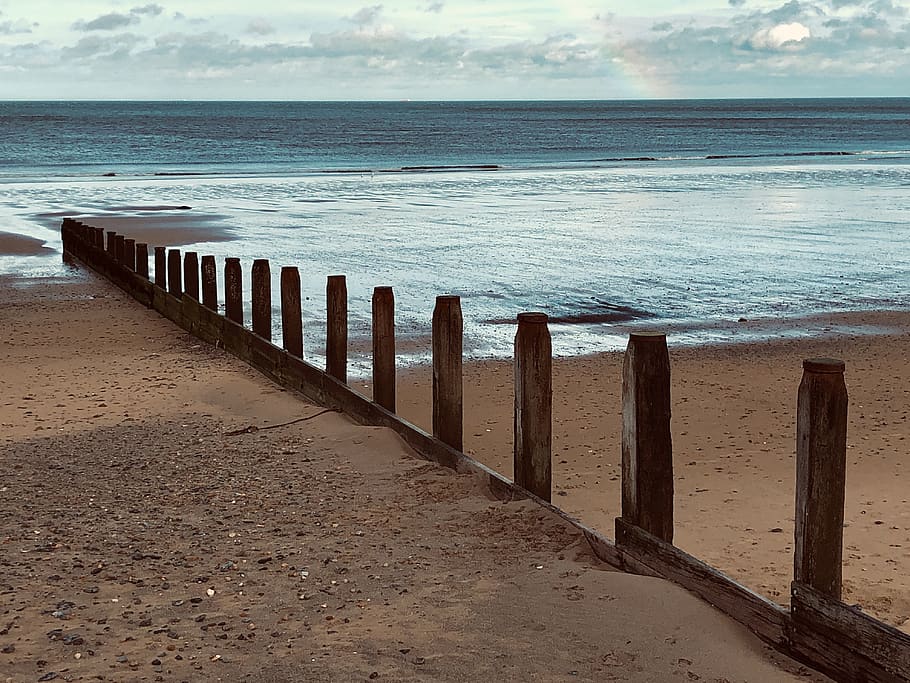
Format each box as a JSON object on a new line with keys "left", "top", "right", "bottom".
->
{"left": 154, "top": 247, "right": 167, "bottom": 289}
{"left": 224, "top": 257, "right": 243, "bottom": 325}
{"left": 372, "top": 286, "right": 396, "bottom": 412}
{"left": 251, "top": 259, "right": 271, "bottom": 340}
{"left": 124, "top": 239, "right": 136, "bottom": 272}
{"left": 167, "top": 249, "right": 182, "bottom": 297}
{"left": 280, "top": 266, "right": 303, "bottom": 357}
{"left": 514, "top": 312, "right": 552, "bottom": 502}
{"left": 136, "top": 244, "right": 149, "bottom": 278}
{"left": 326, "top": 275, "right": 348, "bottom": 383}
{"left": 432, "top": 295, "right": 463, "bottom": 451}
{"left": 183, "top": 251, "right": 200, "bottom": 300}
{"left": 201, "top": 255, "right": 217, "bottom": 310}
{"left": 794, "top": 357, "right": 848, "bottom": 599}
{"left": 619, "top": 331, "right": 674, "bottom": 543}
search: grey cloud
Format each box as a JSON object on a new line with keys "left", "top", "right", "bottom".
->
{"left": 61, "top": 33, "right": 144, "bottom": 60}
{"left": 729, "top": 0, "right": 747, "bottom": 6}
{"left": 0, "top": 20, "right": 33, "bottom": 35}
{"left": 348, "top": 5, "right": 383, "bottom": 26}
{"left": 131, "top": 4, "right": 164, "bottom": 17}
{"left": 73, "top": 13, "right": 137, "bottom": 31}
{"left": 652, "top": 22, "right": 673, "bottom": 32}
{"left": 246, "top": 19, "right": 276, "bottom": 36}
{"left": 426, "top": 2, "right": 444, "bottom": 12}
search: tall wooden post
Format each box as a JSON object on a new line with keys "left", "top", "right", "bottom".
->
{"left": 201, "top": 256, "right": 217, "bottom": 310}
{"left": 794, "top": 358, "right": 848, "bottom": 599}
{"left": 94, "top": 228, "right": 104, "bottom": 250}
{"left": 432, "top": 295, "right": 463, "bottom": 451}
{"left": 167, "top": 249, "right": 182, "bottom": 297}
{"left": 514, "top": 312, "right": 552, "bottom": 502}
{"left": 280, "top": 266, "right": 303, "bottom": 357}
{"left": 372, "top": 286, "right": 396, "bottom": 412}
{"left": 326, "top": 275, "right": 348, "bottom": 383}
{"left": 183, "top": 252, "right": 199, "bottom": 300}
{"left": 106, "top": 231, "right": 117, "bottom": 256}
{"left": 114, "top": 234, "right": 125, "bottom": 263}
{"left": 620, "top": 332, "right": 674, "bottom": 543}
{"left": 123, "top": 239, "right": 136, "bottom": 271}
{"left": 154, "top": 247, "right": 167, "bottom": 289}
{"left": 252, "top": 259, "right": 271, "bottom": 340}
{"left": 136, "top": 244, "right": 149, "bottom": 278}
{"left": 224, "top": 258, "right": 243, "bottom": 325}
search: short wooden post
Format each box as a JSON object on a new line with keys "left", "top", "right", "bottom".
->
{"left": 123, "top": 239, "right": 136, "bottom": 271}
{"left": 136, "top": 243, "right": 149, "bottom": 278}
{"left": 167, "top": 249, "right": 182, "bottom": 297}
{"left": 201, "top": 256, "right": 217, "bottom": 310}
{"left": 251, "top": 259, "right": 271, "bottom": 340}
{"left": 106, "top": 231, "right": 117, "bottom": 256}
{"left": 114, "top": 234, "right": 125, "bottom": 263}
{"left": 794, "top": 358, "right": 848, "bottom": 599}
{"left": 372, "top": 286, "right": 396, "bottom": 412}
{"left": 620, "top": 332, "right": 674, "bottom": 543}
{"left": 224, "top": 257, "right": 243, "bottom": 325}
{"left": 280, "top": 266, "right": 303, "bottom": 357}
{"left": 94, "top": 228, "right": 104, "bottom": 250}
{"left": 154, "top": 247, "right": 166, "bottom": 289}
{"left": 432, "top": 295, "right": 463, "bottom": 451}
{"left": 514, "top": 312, "right": 552, "bottom": 502}
{"left": 183, "top": 251, "right": 200, "bottom": 300}
{"left": 326, "top": 275, "right": 348, "bottom": 383}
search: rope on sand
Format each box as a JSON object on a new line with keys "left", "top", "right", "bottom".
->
{"left": 224, "top": 408, "right": 339, "bottom": 437}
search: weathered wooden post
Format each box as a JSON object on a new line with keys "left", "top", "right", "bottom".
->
{"left": 183, "top": 251, "right": 200, "bottom": 300}
{"left": 154, "top": 247, "right": 167, "bottom": 289}
{"left": 224, "top": 257, "right": 243, "bottom": 325}
{"left": 106, "top": 231, "right": 117, "bottom": 256}
{"left": 167, "top": 249, "right": 182, "bottom": 297}
{"left": 123, "top": 239, "right": 136, "bottom": 271}
{"left": 432, "top": 295, "right": 463, "bottom": 451}
{"left": 280, "top": 266, "right": 303, "bottom": 357}
{"left": 201, "top": 256, "right": 217, "bottom": 310}
{"left": 619, "top": 332, "right": 674, "bottom": 543}
{"left": 326, "top": 275, "right": 348, "bottom": 383}
{"left": 251, "top": 259, "right": 271, "bottom": 340}
{"left": 94, "top": 228, "right": 104, "bottom": 250}
{"left": 136, "top": 244, "right": 149, "bottom": 278}
{"left": 372, "top": 286, "right": 396, "bottom": 412}
{"left": 794, "top": 358, "right": 848, "bottom": 599}
{"left": 514, "top": 312, "right": 552, "bottom": 502}
{"left": 114, "top": 234, "right": 125, "bottom": 263}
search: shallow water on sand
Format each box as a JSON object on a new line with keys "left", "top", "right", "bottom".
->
{"left": 2, "top": 157, "right": 909, "bottom": 371}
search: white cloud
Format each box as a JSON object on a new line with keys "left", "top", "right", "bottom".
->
{"left": 750, "top": 21, "right": 811, "bottom": 49}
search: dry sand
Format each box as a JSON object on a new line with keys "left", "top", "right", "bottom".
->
{"left": 394, "top": 311, "right": 910, "bottom": 631}
{"left": 0, "top": 273, "right": 828, "bottom": 682}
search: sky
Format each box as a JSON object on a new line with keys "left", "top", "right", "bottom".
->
{"left": 0, "top": 0, "right": 907, "bottom": 100}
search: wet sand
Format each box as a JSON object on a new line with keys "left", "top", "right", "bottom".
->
{"left": 395, "top": 310, "right": 910, "bottom": 630}
{"left": 0, "top": 273, "right": 827, "bottom": 682}
{"left": 0, "top": 232, "right": 53, "bottom": 256}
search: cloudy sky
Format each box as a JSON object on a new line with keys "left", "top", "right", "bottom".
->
{"left": 0, "top": 0, "right": 907, "bottom": 99}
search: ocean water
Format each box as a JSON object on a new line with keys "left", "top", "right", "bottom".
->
{"left": 2, "top": 99, "right": 909, "bottom": 368}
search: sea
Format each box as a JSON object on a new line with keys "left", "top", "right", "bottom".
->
{"left": 1, "top": 99, "right": 909, "bottom": 370}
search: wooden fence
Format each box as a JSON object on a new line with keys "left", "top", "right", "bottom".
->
{"left": 60, "top": 218, "right": 909, "bottom": 683}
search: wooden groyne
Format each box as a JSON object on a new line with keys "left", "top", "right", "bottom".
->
{"left": 60, "top": 218, "right": 909, "bottom": 683}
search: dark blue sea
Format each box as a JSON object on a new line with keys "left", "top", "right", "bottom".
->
{"left": 2, "top": 99, "right": 909, "bottom": 365}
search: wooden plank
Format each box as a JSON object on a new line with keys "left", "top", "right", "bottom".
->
{"left": 791, "top": 582, "right": 910, "bottom": 683}
{"left": 280, "top": 266, "right": 303, "bottom": 358}
{"left": 513, "top": 312, "right": 552, "bottom": 502}
{"left": 371, "top": 286, "right": 396, "bottom": 412}
{"left": 621, "top": 332, "right": 674, "bottom": 543}
{"left": 614, "top": 518, "right": 788, "bottom": 647}
{"left": 795, "top": 358, "right": 848, "bottom": 599}
{"left": 251, "top": 259, "right": 271, "bottom": 340}
{"left": 326, "top": 275, "right": 348, "bottom": 383}
{"left": 431, "top": 295, "right": 463, "bottom": 451}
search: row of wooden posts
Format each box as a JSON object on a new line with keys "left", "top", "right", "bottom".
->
{"left": 75, "top": 219, "right": 852, "bottom": 605}
{"left": 62, "top": 218, "right": 909, "bottom": 681}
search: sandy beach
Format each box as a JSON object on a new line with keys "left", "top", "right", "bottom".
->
{"left": 393, "top": 311, "right": 910, "bottom": 630}
{"left": 0, "top": 272, "right": 830, "bottom": 682}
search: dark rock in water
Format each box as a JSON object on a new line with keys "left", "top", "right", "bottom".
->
{"left": 175, "top": 205, "right": 192, "bottom": 210}
{"left": 102, "top": 172, "right": 116, "bottom": 177}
